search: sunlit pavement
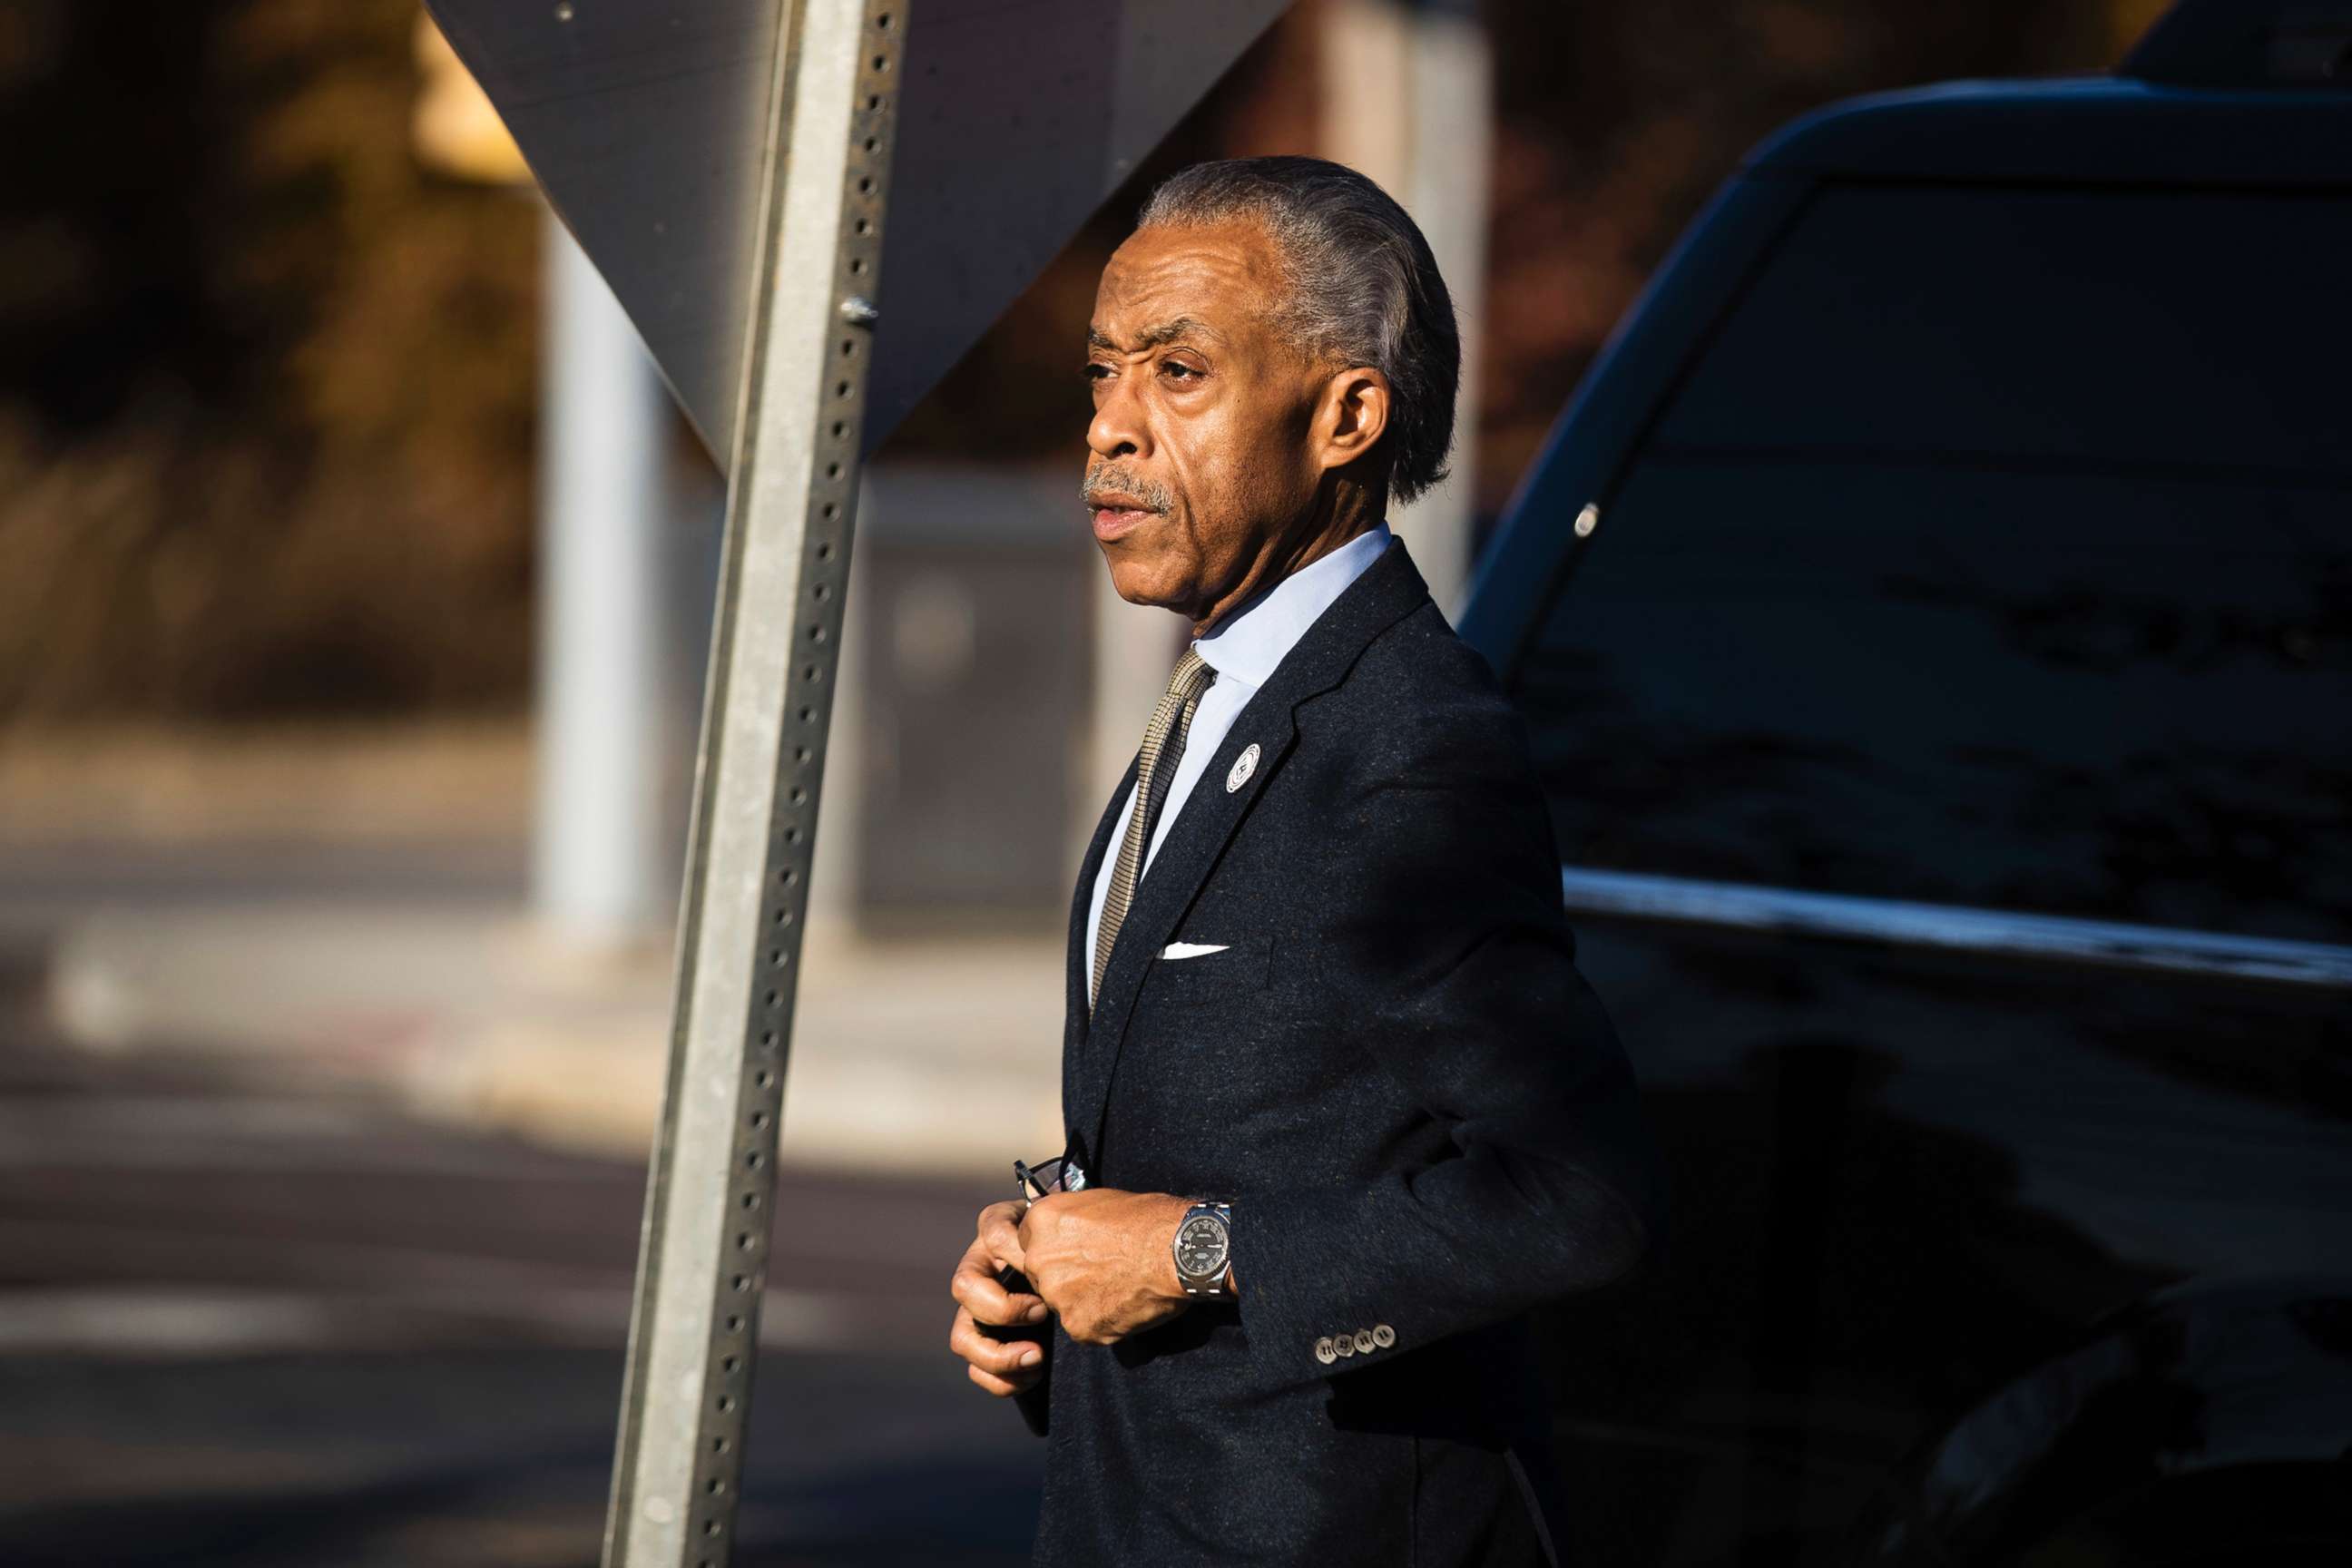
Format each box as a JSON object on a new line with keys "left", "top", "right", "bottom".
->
{"left": 0, "top": 728, "right": 1070, "bottom": 1181}
{"left": 0, "top": 960, "right": 1044, "bottom": 1566}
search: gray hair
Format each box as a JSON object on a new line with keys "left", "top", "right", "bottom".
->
{"left": 1137, "top": 156, "right": 1459, "bottom": 505}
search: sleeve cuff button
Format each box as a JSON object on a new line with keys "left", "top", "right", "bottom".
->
{"left": 1314, "top": 1338, "right": 1337, "bottom": 1366}
{"left": 1352, "top": 1329, "right": 1377, "bottom": 1354}
{"left": 1372, "top": 1324, "right": 1396, "bottom": 1348}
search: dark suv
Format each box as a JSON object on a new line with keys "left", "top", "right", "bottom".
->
{"left": 1457, "top": 3, "right": 2352, "bottom": 1563}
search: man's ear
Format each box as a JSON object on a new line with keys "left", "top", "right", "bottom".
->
{"left": 1312, "top": 366, "right": 1391, "bottom": 476}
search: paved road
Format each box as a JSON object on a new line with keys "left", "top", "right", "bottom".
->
{"left": 0, "top": 951, "right": 1043, "bottom": 1567}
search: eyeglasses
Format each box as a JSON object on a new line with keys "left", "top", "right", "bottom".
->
{"left": 1013, "top": 1152, "right": 1086, "bottom": 1203}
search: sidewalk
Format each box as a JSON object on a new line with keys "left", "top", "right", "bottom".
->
{"left": 42, "top": 905, "right": 1065, "bottom": 1177}
{"left": 2, "top": 722, "right": 1066, "bottom": 1179}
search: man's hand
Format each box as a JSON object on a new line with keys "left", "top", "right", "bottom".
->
{"left": 948, "top": 1200, "right": 1050, "bottom": 1397}
{"left": 1017, "top": 1188, "right": 1193, "bottom": 1345}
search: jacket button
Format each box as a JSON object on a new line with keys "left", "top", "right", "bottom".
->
{"left": 1353, "top": 1328, "right": 1377, "bottom": 1355}
{"left": 1372, "top": 1324, "right": 1396, "bottom": 1348}
{"left": 1333, "top": 1333, "right": 1357, "bottom": 1358}
{"left": 1314, "top": 1338, "right": 1337, "bottom": 1366}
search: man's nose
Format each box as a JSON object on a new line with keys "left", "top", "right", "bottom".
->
{"left": 1087, "top": 375, "right": 1149, "bottom": 462}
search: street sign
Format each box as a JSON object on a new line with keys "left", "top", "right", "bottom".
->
{"left": 418, "top": 3, "right": 1293, "bottom": 1564}
{"left": 424, "top": 0, "right": 1291, "bottom": 468}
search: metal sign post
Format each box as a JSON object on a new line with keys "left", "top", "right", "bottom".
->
{"left": 598, "top": 4, "right": 902, "bottom": 1563}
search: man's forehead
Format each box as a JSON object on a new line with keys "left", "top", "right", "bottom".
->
{"left": 1090, "top": 220, "right": 1283, "bottom": 347}
{"left": 1087, "top": 316, "right": 1219, "bottom": 352}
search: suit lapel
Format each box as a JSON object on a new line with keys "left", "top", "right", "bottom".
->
{"left": 1070, "top": 541, "right": 1435, "bottom": 1172}
{"left": 1063, "top": 754, "right": 1137, "bottom": 1125}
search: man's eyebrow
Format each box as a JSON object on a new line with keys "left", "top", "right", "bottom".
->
{"left": 1087, "top": 316, "right": 1220, "bottom": 353}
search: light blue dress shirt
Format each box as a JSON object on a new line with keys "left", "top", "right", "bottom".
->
{"left": 1086, "top": 523, "right": 1396, "bottom": 978}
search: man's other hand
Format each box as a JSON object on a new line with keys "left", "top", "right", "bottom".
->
{"left": 1018, "top": 1189, "right": 1192, "bottom": 1345}
{"left": 949, "top": 1200, "right": 1050, "bottom": 1396}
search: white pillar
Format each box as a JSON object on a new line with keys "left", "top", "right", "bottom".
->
{"left": 1320, "top": 0, "right": 1492, "bottom": 622}
{"left": 534, "top": 210, "right": 674, "bottom": 946}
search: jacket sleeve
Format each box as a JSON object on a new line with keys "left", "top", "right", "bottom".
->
{"left": 1236, "top": 714, "right": 1661, "bottom": 1385}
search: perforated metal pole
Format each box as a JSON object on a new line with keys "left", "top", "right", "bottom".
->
{"left": 600, "top": 4, "right": 905, "bottom": 1564}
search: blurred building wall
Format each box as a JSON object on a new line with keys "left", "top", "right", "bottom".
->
{"left": 848, "top": 466, "right": 1095, "bottom": 932}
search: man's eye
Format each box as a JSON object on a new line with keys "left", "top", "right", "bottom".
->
{"left": 1160, "top": 361, "right": 1200, "bottom": 381}
{"left": 1084, "top": 363, "right": 1112, "bottom": 382}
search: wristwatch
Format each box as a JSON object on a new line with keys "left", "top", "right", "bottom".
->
{"left": 1171, "top": 1200, "right": 1233, "bottom": 1297}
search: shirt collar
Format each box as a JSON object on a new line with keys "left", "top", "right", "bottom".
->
{"left": 1192, "top": 523, "right": 1394, "bottom": 690}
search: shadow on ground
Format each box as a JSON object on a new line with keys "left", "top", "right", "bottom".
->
{"left": 0, "top": 1348, "right": 1043, "bottom": 1567}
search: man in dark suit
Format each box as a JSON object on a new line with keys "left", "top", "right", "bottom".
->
{"left": 947, "top": 156, "right": 1659, "bottom": 1566}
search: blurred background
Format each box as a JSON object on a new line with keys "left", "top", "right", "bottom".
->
{"left": 0, "top": 1, "right": 2159, "bottom": 1563}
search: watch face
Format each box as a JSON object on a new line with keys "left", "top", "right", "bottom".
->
{"left": 1175, "top": 1214, "right": 1229, "bottom": 1279}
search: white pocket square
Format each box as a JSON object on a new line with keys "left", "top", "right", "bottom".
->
{"left": 1160, "top": 942, "right": 1230, "bottom": 961}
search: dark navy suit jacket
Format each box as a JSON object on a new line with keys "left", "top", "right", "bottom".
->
{"left": 1026, "top": 540, "right": 1660, "bottom": 1567}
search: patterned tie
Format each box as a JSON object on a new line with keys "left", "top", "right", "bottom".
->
{"left": 1092, "top": 647, "right": 1216, "bottom": 1007}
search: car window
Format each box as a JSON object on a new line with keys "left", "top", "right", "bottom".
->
{"left": 1656, "top": 183, "right": 2350, "bottom": 473}
{"left": 1517, "top": 185, "right": 2352, "bottom": 946}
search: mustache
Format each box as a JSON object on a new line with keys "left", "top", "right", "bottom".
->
{"left": 1081, "top": 464, "right": 1172, "bottom": 514}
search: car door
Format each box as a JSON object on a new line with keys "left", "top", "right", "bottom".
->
{"left": 1487, "top": 170, "right": 2352, "bottom": 1566}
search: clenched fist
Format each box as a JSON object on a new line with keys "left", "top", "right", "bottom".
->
{"left": 1016, "top": 1188, "right": 1197, "bottom": 1345}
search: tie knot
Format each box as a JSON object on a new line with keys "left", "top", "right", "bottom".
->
{"left": 1165, "top": 647, "right": 1212, "bottom": 701}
